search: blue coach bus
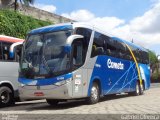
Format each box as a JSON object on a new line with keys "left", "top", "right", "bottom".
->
{"left": 18, "top": 22, "right": 150, "bottom": 105}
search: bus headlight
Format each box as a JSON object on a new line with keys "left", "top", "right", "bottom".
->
{"left": 54, "top": 80, "right": 66, "bottom": 86}
{"left": 20, "top": 83, "right": 25, "bottom": 87}
{"left": 54, "top": 78, "right": 72, "bottom": 86}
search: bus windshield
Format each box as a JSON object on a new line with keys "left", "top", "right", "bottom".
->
{"left": 20, "top": 30, "right": 72, "bottom": 78}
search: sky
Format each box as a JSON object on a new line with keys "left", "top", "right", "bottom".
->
{"left": 33, "top": 0, "right": 160, "bottom": 55}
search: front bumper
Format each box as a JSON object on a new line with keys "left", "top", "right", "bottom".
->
{"left": 19, "top": 83, "right": 73, "bottom": 100}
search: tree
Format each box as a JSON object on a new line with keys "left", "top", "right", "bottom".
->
{"left": 148, "top": 50, "right": 158, "bottom": 73}
{"left": 14, "top": 0, "right": 34, "bottom": 11}
{"left": 149, "top": 50, "right": 158, "bottom": 65}
{"left": 147, "top": 50, "right": 159, "bottom": 82}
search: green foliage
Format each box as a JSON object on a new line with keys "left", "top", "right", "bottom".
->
{"left": 148, "top": 49, "right": 158, "bottom": 65}
{"left": 152, "top": 70, "right": 160, "bottom": 81}
{"left": 0, "top": 9, "right": 52, "bottom": 38}
{"left": 148, "top": 49, "right": 160, "bottom": 82}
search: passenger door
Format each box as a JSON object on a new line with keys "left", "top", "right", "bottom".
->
{"left": 71, "top": 40, "right": 84, "bottom": 97}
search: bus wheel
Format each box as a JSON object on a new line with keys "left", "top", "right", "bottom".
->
{"left": 46, "top": 99, "right": 59, "bottom": 106}
{"left": 139, "top": 83, "right": 144, "bottom": 95}
{"left": 87, "top": 82, "right": 100, "bottom": 104}
{"left": 129, "top": 82, "right": 140, "bottom": 96}
{"left": 0, "top": 86, "right": 14, "bottom": 107}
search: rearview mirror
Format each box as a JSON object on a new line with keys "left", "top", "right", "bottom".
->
{"left": 66, "top": 34, "right": 84, "bottom": 46}
{"left": 10, "top": 41, "right": 23, "bottom": 58}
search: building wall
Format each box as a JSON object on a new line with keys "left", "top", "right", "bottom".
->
{"left": 0, "top": 0, "right": 14, "bottom": 8}
{"left": 0, "top": 1, "right": 72, "bottom": 24}
{"left": 19, "top": 6, "right": 72, "bottom": 24}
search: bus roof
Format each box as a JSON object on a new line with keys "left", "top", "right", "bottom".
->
{"left": 28, "top": 22, "right": 147, "bottom": 52}
{"left": 0, "top": 35, "right": 24, "bottom": 43}
{"left": 29, "top": 23, "right": 73, "bottom": 34}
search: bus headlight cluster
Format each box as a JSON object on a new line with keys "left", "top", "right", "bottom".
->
{"left": 20, "top": 83, "right": 25, "bottom": 87}
{"left": 54, "top": 78, "right": 72, "bottom": 86}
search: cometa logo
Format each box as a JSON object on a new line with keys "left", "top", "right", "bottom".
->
{"left": 107, "top": 59, "right": 124, "bottom": 70}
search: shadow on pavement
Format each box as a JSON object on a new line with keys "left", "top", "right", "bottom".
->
{"left": 0, "top": 93, "right": 133, "bottom": 111}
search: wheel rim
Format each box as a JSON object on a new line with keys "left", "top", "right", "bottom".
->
{"left": 141, "top": 84, "right": 144, "bottom": 91}
{"left": 136, "top": 84, "right": 139, "bottom": 94}
{"left": 91, "top": 86, "right": 98, "bottom": 100}
{"left": 0, "top": 91, "right": 10, "bottom": 104}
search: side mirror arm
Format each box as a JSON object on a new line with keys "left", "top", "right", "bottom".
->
{"left": 9, "top": 41, "right": 24, "bottom": 58}
{"left": 66, "top": 34, "right": 84, "bottom": 46}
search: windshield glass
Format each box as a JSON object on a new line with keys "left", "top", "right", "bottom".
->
{"left": 20, "top": 30, "right": 72, "bottom": 79}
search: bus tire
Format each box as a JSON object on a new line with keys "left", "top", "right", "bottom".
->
{"left": 129, "top": 81, "right": 140, "bottom": 96}
{"left": 87, "top": 82, "right": 100, "bottom": 104}
{"left": 139, "top": 82, "right": 144, "bottom": 95}
{"left": 0, "top": 86, "right": 15, "bottom": 107}
{"left": 46, "top": 99, "right": 59, "bottom": 106}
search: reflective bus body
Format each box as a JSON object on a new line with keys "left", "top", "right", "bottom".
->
{"left": 18, "top": 23, "right": 150, "bottom": 105}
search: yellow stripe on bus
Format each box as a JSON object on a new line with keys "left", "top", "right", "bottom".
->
{"left": 125, "top": 44, "right": 142, "bottom": 85}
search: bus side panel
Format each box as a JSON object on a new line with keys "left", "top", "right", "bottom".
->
{"left": 80, "top": 57, "right": 97, "bottom": 98}
{"left": 87, "top": 55, "right": 140, "bottom": 96}
{"left": 0, "top": 62, "right": 19, "bottom": 98}
{"left": 139, "top": 63, "right": 150, "bottom": 90}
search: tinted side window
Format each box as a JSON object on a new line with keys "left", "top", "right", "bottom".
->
{"left": 105, "top": 38, "right": 128, "bottom": 59}
{"left": 105, "top": 38, "right": 117, "bottom": 57}
{"left": 125, "top": 45, "right": 137, "bottom": 61}
{"left": 115, "top": 41, "right": 127, "bottom": 59}
{"left": 140, "top": 51, "right": 149, "bottom": 64}
{"left": 75, "top": 27, "right": 92, "bottom": 47}
{"left": 2, "top": 42, "right": 11, "bottom": 60}
{"left": 125, "top": 46, "right": 132, "bottom": 61}
{"left": 134, "top": 49, "right": 140, "bottom": 62}
{"left": 90, "top": 32, "right": 146, "bottom": 63}
{"left": 72, "top": 40, "right": 83, "bottom": 66}
{"left": 144, "top": 51, "right": 149, "bottom": 64}
{"left": 132, "top": 47, "right": 142, "bottom": 63}
{"left": 128, "top": 46, "right": 148, "bottom": 63}
{"left": 138, "top": 50, "right": 143, "bottom": 63}
{"left": 0, "top": 42, "right": 15, "bottom": 62}
{"left": 91, "top": 32, "right": 105, "bottom": 57}
{"left": 75, "top": 27, "right": 92, "bottom": 62}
